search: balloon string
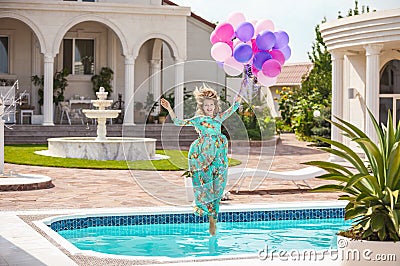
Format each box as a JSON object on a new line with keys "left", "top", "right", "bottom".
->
{"left": 239, "top": 64, "right": 252, "bottom": 96}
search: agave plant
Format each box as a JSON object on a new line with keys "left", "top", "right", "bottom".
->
{"left": 305, "top": 110, "right": 400, "bottom": 241}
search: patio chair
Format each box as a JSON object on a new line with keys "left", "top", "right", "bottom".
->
{"left": 59, "top": 102, "right": 84, "bottom": 125}
{"left": 59, "top": 102, "right": 71, "bottom": 125}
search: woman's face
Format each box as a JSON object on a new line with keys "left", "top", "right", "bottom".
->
{"left": 203, "top": 99, "right": 215, "bottom": 117}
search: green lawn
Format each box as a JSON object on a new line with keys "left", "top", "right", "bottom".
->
{"left": 4, "top": 145, "right": 241, "bottom": 170}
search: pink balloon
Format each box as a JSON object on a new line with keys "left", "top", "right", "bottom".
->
{"left": 262, "top": 59, "right": 282, "bottom": 77}
{"left": 223, "top": 56, "right": 243, "bottom": 76}
{"left": 257, "top": 72, "right": 278, "bottom": 86}
{"left": 211, "top": 42, "right": 232, "bottom": 62}
{"left": 251, "top": 39, "right": 259, "bottom": 53}
{"left": 210, "top": 31, "right": 219, "bottom": 44}
{"left": 227, "top": 12, "right": 246, "bottom": 29}
{"left": 255, "top": 19, "right": 275, "bottom": 35}
{"left": 226, "top": 40, "right": 233, "bottom": 50}
{"left": 270, "top": 49, "right": 286, "bottom": 65}
{"left": 215, "top": 22, "right": 234, "bottom": 42}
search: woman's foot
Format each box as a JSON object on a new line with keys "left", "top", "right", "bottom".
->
{"left": 209, "top": 216, "right": 217, "bottom": 235}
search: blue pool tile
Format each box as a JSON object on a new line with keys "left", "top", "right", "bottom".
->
{"left": 50, "top": 207, "right": 346, "bottom": 231}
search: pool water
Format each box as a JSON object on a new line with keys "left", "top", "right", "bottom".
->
{"left": 58, "top": 218, "right": 351, "bottom": 257}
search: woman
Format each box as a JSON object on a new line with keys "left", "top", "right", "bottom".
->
{"left": 160, "top": 85, "right": 242, "bottom": 235}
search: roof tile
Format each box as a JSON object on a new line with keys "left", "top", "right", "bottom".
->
{"left": 275, "top": 62, "right": 313, "bottom": 86}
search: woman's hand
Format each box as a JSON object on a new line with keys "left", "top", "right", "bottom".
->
{"left": 160, "top": 98, "right": 172, "bottom": 110}
{"left": 235, "top": 95, "right": 242, "bottom": 103}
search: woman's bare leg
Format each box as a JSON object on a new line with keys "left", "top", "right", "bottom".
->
{"left": 209, "top": 215, "right": 216, "bottom": 235}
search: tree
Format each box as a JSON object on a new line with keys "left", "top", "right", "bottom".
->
{"left": 301, "top": 20, "right": 332, "bottom": 100}
{"left": 340, "top": 0, "right": 374, "bottom": 18}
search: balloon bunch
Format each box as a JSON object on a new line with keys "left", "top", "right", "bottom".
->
{"left": 210, "top": 12, "right": 291, "bottom": 89}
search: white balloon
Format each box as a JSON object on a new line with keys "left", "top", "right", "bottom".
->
{"left": 255, "top": 19, "right": 275, "bottom": 35}
{"left": 223, "top": 57, "right": 243, "bottom": 76}
{"left": 227, "top": 12, "right": 246, "bottom": 29}
{"left": 257, "top": 72, "right": 278, "bottom": 87}
{"left": 211, "top": 42, "right": 232, "bottom": 62}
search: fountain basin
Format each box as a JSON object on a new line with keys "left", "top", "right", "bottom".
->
{"left": 82, "top": 109, "right": 120, "bottom": 119}
{"left": 44, "top": 137, "right": 157, "bottom": 161}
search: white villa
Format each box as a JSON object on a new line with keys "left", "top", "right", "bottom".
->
{"left": 0, "top": 0, "right": 224, "bottom": 126}
{"left": 320, "top": 8, "right": 400, "bottom": 147}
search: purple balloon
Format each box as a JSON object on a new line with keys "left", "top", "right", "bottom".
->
{"left": 256, "top": 30, "right": 276, "bottom": 51}
{"left": 233, "top": 43, "right": 253, "bottom": 63}
{"left": 252, "top": 51, "right": 272, "bottom": 70}
{"left": 280, "top": 45, "right": 291, "bottom": 60}
{"left": 273, "top": 30, "right": 289, "bottom": 49}
{"left": 235, "top": 22, "right": 255, "bottom": 43}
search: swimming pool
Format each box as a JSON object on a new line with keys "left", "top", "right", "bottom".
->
{"left": 35, "top": 202, "right": 350, "bottom": 261}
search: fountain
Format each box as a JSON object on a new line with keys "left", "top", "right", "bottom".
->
{"left": 40, "top": 87, "right": 157, "bottom": 161}
{"left": 82, "top": 87, "right": 120, "bottom": 141}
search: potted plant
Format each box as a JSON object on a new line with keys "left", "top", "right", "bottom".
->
{"left": 134, "top": 101, "right": 146, "bottom": 123}
{"left": 158, "top": 108, "right": 168, "bottom": 124}
{"left": 32, "top": 68, "right": 69, "bottom": 113}
{"left": 305, "top": 110, "right": 400, "bottom": 265}
{"left": 91, "top": 67, "right": 113, "bottom": 97}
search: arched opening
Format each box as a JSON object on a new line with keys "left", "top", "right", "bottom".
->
{"left": 379, "top": 59, "right": 400, "bottom": 126}
{"left": 0, "top": 17, "right": 44, "bottom": 123}
{"left": 54, "top": 20, "right": 125, "bottom": 124}
{"left": 133, "top": 38, "right": 175, "bottom": 124}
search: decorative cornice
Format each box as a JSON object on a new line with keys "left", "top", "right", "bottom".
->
{"left": 0, "top": 1, "right": 191, "bottom": 16}
{"left": 320, "top": 8, "right": 400, "bottom": 51}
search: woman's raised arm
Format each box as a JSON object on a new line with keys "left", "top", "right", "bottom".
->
{"left": 160, "top": 98, "right": 195, "bottom": 126}
{"left": 217, "top": 95, "right": 242, "bottom": 122}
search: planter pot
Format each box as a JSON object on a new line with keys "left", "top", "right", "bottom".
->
{"left": 337, "top": 235, "right": 400, "bottom": 265}
{"left": 158, "top": 116, "right": 167, "bottom": 124}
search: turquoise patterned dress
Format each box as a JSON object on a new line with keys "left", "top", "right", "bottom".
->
{"left": 172, "top": 101, "right": 241, "bottom": 219}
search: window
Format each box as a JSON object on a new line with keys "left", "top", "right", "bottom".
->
{"left": 0, "top": 36, "right": 9, "bottom": 74}
{"left": 63, "top": 39, "right": 94, "bottom": 75}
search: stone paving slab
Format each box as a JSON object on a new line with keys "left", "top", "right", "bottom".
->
{"left": 0, "top": 134, "right": 340, "bottom": 211}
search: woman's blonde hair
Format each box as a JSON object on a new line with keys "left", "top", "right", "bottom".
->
{"left": 193, "top": 84, "right": 220, "bottom": 116}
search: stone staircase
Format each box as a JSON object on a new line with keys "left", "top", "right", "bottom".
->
{"left": 4, "top": 123, "right": 198, "bottom": 149}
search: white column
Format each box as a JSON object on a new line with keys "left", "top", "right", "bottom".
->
{"left": 124, "top": 55, "right": 135, "bottom": 126}
{"left": 149, "top": 59, "right": 162, "bottom": 115}
{"left": 42, "top": 53, "right": 54, "bottom": 126}
{"left": 364, "top": 44, "right": 383, "bottom": 144}
{"left": 31, "top": 34, "right": 41, "bottom": 114}
{"left": 329, "top": 51, "right": 345, "bottom": 162}
{"left": 107, "top": 30, "right": 117, "bottom": 97}
{"left": 174, "top": 58, "right": 184, "bottom": 119}
{"left": 331, "top": 51, "right": 345, "bottom": 144}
